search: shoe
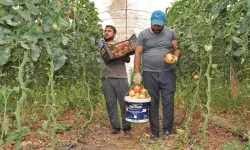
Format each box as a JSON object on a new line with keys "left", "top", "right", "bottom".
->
{"left": 148, "top": 134, "right": 159, "bottom": 144}
{"left": 124, "top": 131, "right": 132, "bottom": 137}
{"left": 110, "top": 129, "right": 120, "bottom": 134}
{"left": 162, "top": 130, "right": 172, "bottom": 140}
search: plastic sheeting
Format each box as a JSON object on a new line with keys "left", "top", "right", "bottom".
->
{"left": 91, "top": 0, "right": 175, "bottom": 41}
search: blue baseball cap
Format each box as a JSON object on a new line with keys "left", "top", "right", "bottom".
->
{"left": 151, "top": 10, "right": 166, "bottom": 25}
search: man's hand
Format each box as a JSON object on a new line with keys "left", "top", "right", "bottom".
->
{"left": 133, "top": 73, "right": 142, "bottom": 84}
{"left": 165, "top": 54, "right": 178, "bottom": 64}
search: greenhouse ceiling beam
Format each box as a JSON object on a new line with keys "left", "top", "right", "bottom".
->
{"left": 115, "top": 26, "right": 145, "bottom": 29}
{"left": 101, "top": 18, "right": 150, "bottom": 21}
{"left": 98, "top": 9, "right": 152, "bottom": 14}
{"left": 126, "top": 0, "right": 127, "bottom": 39}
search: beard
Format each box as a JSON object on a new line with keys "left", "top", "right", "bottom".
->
{"left": 151, "top": 27, "right": 163, "bottom": 34}
{"left": 104, "top": 35, "right": 114, "bottom": 42}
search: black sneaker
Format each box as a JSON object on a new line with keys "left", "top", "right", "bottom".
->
{"left": 148, "top": 134, "right": 159, "bottom": 144}
{"left": 124, "top": 131, "right": 132, "bottom": 137}
{"left": 110, "top": 129, "right": 120, "bottom": 134}
{"left": 162, "top": 130, "right": 172, "bottom": 140}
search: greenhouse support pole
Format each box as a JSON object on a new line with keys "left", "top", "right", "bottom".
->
{"left": 125, "top": 0, "right": 127, "bottom": 39}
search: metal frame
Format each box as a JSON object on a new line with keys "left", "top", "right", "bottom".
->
{"left": 98, "top": 8, "right": 152, "bottom": 14}
{"left": 98, "top": 6, "right": 152, "bottom": 39}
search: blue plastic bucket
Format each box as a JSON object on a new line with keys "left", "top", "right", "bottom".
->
{"left": 125, "top": 96, "right": 151, "bottom": 123}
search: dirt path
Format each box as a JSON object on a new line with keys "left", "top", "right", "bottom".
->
{"left": 2, "top": 104, "right": 248, "bottom": 150}
{"left": 59, "top": 117, "right": 179, "bottom": 150}
{"left": 55, "top": 106, "right": 180, "bottom": 150}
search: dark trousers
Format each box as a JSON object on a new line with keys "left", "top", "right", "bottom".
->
{"left": 143, "top": 69, "right": 176, "bottom": 137}
{"left": 101, "top": 78, "right": 131, "bottom": 131}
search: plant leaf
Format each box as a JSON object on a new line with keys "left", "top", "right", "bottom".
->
{"left": 31, "top": 44, "right": 41, "bottom": 61}
{"left": 17, "top": 10, "right": 32, "bottom": 21}
{"left": 0, "top": 9, "right": 9, "bottom": 18}
{"left": 42, "top": 120, "right": 48, "bottom": 130}
{"left": 37, "top": 129, "right": 47, "bottom": 135}
{"left": 18, "top": 41, "right": 30, "bottom": 50}
{"left": 0, "top": 38, "right": 6, "bottom": 45}
{"left": 57, "top": 16, "right": 69, "bottom": 28}
{"left": 44, "top": 41, "right": 52, "bottom": 55}
{"left": 6, "top": 132, "right": 19, "bottom": 144}
{"left": 21, "top": 87, "right": 33, "bottom": 94}
{"left": 212, "top": 9, "right": 219, "bottom": 20}
{"left": 32, "top": 0, "right": 41, "bottom": 4}
{"left": 232, "top": 37, "right": 244, "bottom": 45}
{"left": 233, "top": 47, "right": 244, "bottom": 57}
{"left": 0, "top": 0, "right": 13, "bottom": 5}
{"left": 25, "top": 2, "right": 39, "bottom": 15}
{"left": 186, "top": 29, "right": 192, "bottom": 38}
{"left": 6, "top": 19, "right": 20, "bottom": 26}
{"left": 54, "top": 55, "right": 67, "bottom": 70}
{"left": 0, "top": 48, "right": 11, "bottom": 65}
{"left": 62, "top": 35, "right": 69, "bottom": 45}
{"left": 190, "top": 44, "right": 198, "bottom": 53}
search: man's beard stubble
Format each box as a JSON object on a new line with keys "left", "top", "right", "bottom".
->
{"left": 151, "top": 28, "right": 163, "bottom": 34}
{"left": 104, "top": 36, "right": 114, "bottom": 42}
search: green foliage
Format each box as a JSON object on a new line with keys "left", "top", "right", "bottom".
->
{"left": 167, "top": 0, "right": 250, "bottom": 148}
{"left": 5, "top": 127, "right": 31, "bottom": 144}
{"left": 0, "top": 0, "right": 103, "bottom": 148}
{"left": 166, "top": 0, "right": 250, "bottom": 80}
{"left": 167, "top": 0, "right": 250, "bottom": 111}
{"left": 0, "top": 0, "right": 103, "bottom": 103}
{"left": 222, "top": 142, "right": 239, "bottom": 150}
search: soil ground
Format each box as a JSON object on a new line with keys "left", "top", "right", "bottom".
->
{"left": 1, "top": 102, "right": 249, "bottom": 150}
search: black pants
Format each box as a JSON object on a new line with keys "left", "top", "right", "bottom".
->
{"left": 143, "top": 69, "right": 176, "bottom": 137}
{"left": 101, "top": 78, "right": 131, "bottom": 131}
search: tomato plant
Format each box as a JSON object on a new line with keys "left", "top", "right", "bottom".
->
{"left": 166, "top": 0, "right": 250, "bottom": 148}
{"left": 0, "top": 0, "right": 103, "bottom": 148}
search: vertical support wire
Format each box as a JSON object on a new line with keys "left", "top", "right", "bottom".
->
{"left": 125, "top": 0, "right": 128, "bottom": 39}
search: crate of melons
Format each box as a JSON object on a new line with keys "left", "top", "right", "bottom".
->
{"left": 124, "top": 84, "right": 151, "bottom": 123}
{"left": 99, "top": 34, "right": 137, "bottom": 63}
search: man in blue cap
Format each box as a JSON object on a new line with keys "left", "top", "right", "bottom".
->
{"left": 133, "top": 10, "right": 181, "bottom": 142}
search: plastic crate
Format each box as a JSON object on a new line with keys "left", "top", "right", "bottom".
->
{"left": 99, "top": 34, "right": 137, "bottom": 63}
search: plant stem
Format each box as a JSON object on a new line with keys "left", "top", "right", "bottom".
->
{"left": 184, "top": 51, "right": 203, "bottom": 141}
{"left": 201, "top": 51, "right": 212, "bottom": 149}
{"left": 0, "top": 88, "right": 9, "bottom": 146}
{"left": 49, "top": 59, "right": 56, "bottom": 149}
{"left": 15, "top": 51, "right": 28, "bottom": 150}
{"left": 81, "top": 67, "right": 94, "bottom": 133}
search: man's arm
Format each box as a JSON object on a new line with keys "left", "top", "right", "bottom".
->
{"left": 172, "top": 40, "right": 181, "bottom": 59}
{"left": 134, "top": 46, "right": 143, "bottom": 73}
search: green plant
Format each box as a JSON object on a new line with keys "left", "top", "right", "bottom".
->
{"left": 222, "top": 142, "right": 239, "bottom": 150}
{"left": 166, "top": 0, "right": 250, "bottom": 148}
{"left": 0, "top": 0, "right": 103, "bottom": 148}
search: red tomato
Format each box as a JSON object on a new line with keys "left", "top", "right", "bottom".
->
{"left": 134, "top": 85, "right": 141, "bottom": 93}
{"left": 66, "top": 9, "right": 73, "bottom": 19}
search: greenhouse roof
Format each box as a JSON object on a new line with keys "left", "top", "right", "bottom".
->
{"left": 91, "top": 0, "right": 175, "bottom": 41}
